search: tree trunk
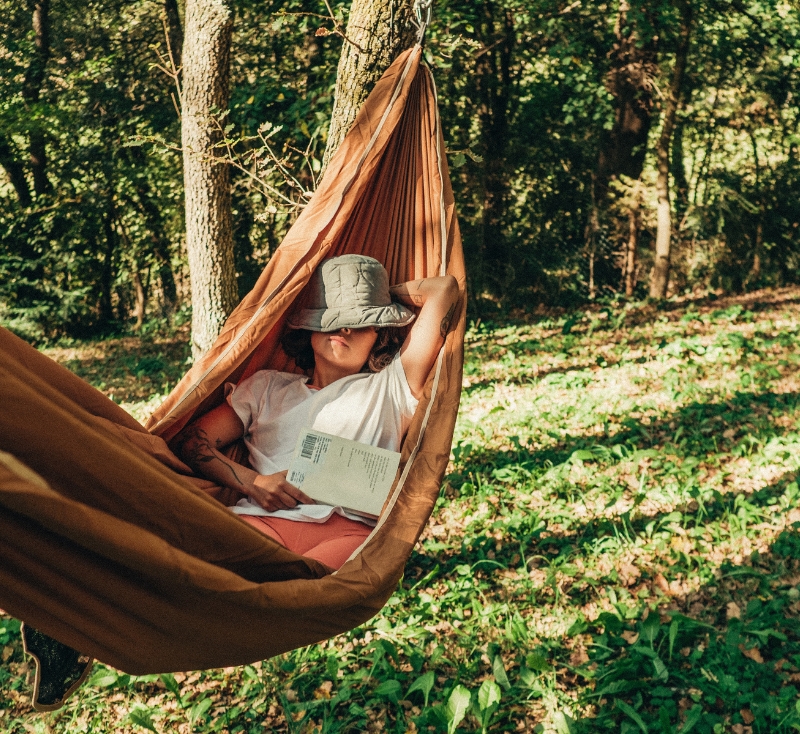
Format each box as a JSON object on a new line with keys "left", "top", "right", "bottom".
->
{"left": 594, "top": 1, "right": 657, "bottom": 204}
{"left": 588, "top": 1, "right": 655, "bottom": 298}
{"left": 671, "top": 115, "right": 689, "bottom": 226}
{"left": 650, "top": 0, "right": 692, "bottom": 299}
{"left": 181, "top": 0, "right": 237, "bottom": 359}
{"left": 624, "top": 181, "right": 642, "bottom": 297}
{"left": 476, "top": 2, "right": 515, "bottom": 297}
{"left": 0, "top": 135, "right": 32, "bottom": 207}
{"left": 322, "top": 0, "right": 416, "bottom": 168}
{"left": 164, "top": 0, "right": 183, "bottom": 75}
{"left": 23, "top": 0, "right": 51, "bottom": 197}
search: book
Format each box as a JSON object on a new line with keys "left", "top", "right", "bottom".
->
{"left": 287, "top": 429, "right": 402, "bottom": 518}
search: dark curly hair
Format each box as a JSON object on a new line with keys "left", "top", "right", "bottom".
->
{"left": 281, "top": 327, "right": 406, "bottom": 373}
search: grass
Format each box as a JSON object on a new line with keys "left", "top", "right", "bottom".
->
{"left": 2, "top": 286, "right": 800, "bottom": 733}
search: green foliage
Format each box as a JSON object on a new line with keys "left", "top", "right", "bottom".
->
{"left": 3, "top": 0, "right": 800, "bottom": 335}
{"left": 3, "top": 289, "right": 800, "bottom": 731}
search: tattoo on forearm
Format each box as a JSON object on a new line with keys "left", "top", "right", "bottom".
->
{"left": 440, "top": 302, "right": 456, "bottom": 338}
{"left": 175, "top": 425, "right": 244, "bottom": 486}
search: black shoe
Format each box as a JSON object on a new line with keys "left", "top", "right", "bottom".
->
{"left": 21, "top": 623, "right": 93, "bottom": 712}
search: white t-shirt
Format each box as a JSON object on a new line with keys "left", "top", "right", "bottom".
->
{"left": 226, "top": 353, "right": 418, "bottom": 524}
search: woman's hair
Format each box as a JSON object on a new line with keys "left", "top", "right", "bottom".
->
{"left": 281, "top": 327, "right": 406, "bottom": 373}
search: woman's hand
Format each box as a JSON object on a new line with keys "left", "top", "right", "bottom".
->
{"left": 247, "top": 471, "right": 315, "bottom": 512}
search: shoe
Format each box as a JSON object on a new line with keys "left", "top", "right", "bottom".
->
{"left": 21, "top": 623, "right": 93, "bottom": 712}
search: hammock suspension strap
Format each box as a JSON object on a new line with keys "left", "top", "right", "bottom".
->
{"left": 413, "top": 0, "right": 433, "bottom": 44}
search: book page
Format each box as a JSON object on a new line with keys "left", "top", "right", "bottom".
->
{"left": 286, "top": 429, "right": 401, "bottom": 518}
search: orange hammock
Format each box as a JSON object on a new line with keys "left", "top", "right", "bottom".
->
{"left": 0, "top": 46, "right": 465, "bottom": 674}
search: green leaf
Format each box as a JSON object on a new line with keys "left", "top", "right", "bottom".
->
{"left": 127, "top": 705, "right": 159, "bottom": 733}
{"left": 451, "top": 153, "right": 467, "bottom": 168}
{"left": 446, "top": 685, "right": 472, "bottom": 734}
{"left": 88, "top": 669, "right": 118, "bottom": 688}
{"left": 553, "top": 711, "right": 577, "bottom": 734}
{"left": 374, "top": 679, "right": 402, "bottom": 703}
{"left": 406, "top": 670, "right": 435, "bottom": 708}
{"left": 189, "top": 696, "right": 213, "bottom": 726}
{"left": 616, "top": 700, "right": 649, "bottom": 733}
{"left": 680, "top": 704, "right": 703, "bottom": 732}
{"left": 668, "top": 619, "right": 679, "bottom": 660}
{"left": 159, "top": 672, "right": 181, "bottom": 700}
{"left": 652, "top": 656, "right": 668, "bottom": 682}
{"left": 477, "top": 679, "right": 501, "bottom": 711}
{"left": 492, "top": 655, "right": 511, "bottom": 690}
{"left": 525, "top": 652, "right": 551, "bottom": 672}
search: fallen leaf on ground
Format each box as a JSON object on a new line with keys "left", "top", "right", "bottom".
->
{"left": 727, "top": 601, "right": 742, "bottom": 620}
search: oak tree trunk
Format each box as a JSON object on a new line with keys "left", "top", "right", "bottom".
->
{"left": 182, "top": 0, "right": 238, "bottom": 359}
{"left": 322, "top": 0, "right": 416, "bottom": 168}
{"left": 650, "top": 0, "right": 692, "bottom": 299}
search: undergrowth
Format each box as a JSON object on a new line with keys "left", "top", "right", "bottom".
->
{"left": 2, "top": 287, "right": 800, "bottom": 733}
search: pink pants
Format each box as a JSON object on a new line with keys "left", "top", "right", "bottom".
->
{"left": 240, "top": 513, "right": 372, "bottom": 570}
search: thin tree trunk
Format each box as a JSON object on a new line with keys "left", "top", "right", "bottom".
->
{"left": 476, "top": 2, "right": 515, "bottom": 296}
{"left": 182, "top": 0, "right": 237, "bottom": 359}
{"left": 0, "top": 135, "right": 32, "bottom": 207}
{"left": 100, "top": 200, "right": 117, "bottom": 325}
{"left": 624, "top": 181, "right": 642, "bottom": 297}
{"left": 23, "top": 0, "right": 51, "bottom": 197}
{"left": 650, "top": 0, "right": 692, "bottom": 299}
{"left": 671, "top": 116, "right": 689, "bottom": 226}
{"left": 322, "top": 0, "right": 416, "bottom": 168}
{"left": 593, "top": 0, "right": 657, "bottom": 204}
{"left": 164, "top": 0, "right": 183, "bottom": 75}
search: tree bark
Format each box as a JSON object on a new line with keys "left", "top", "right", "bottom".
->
{"left": 164, "top": 0, "right": 184, "bottom": 75}
{"left": 23, "top": 0, "right": 51, "bottom": 197}
{"left": 650, "top": 0, "right": 692, "bottom": 299}
{"left": 594, "top": 1, "right": 657, "bottom": 204}
{"left": 587, "top": 1, "right": 656, "bottom": 298}
{"left": 181, "top": 0, "right": 238, "bottom": 359}
{"left": 0, "top": 135, "right": 32, "bottom": 207}
{"left": 322, "top": 0, "right": 416, "bottom": 168}
{"left": 476, "top": 2, "right": 516, "bottom": 296}
{"left": 624, "top": 181, "right": 642, "bottom": 297}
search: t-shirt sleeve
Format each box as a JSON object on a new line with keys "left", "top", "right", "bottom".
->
{"left": 387, "top": 353, "right": 420, "bottom": 419}
{"left": 226, "top": 371, "right": 273, "bottom": 434}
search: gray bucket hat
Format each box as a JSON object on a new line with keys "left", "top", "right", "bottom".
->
{"left": 287, "top": 254, "right": 415, "bottom": 332}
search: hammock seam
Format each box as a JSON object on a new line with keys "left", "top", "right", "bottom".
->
{"left": 335, "top": 62, "right": 452, "bottom": 570}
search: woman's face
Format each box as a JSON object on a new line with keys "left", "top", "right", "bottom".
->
{"left": 310, "top": 327, "right": 378, "bottom": 375}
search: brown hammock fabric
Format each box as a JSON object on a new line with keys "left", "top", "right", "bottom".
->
{"left": 0, "top": 45, "right": 465, "bottom": 674}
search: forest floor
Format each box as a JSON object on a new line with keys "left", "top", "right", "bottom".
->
{"left": 2, "top": 286, "right": 800, "bottom": 734}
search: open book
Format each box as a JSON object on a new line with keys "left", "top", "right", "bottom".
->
{"left": 287, "top": 429, "right": 402, "bottom": 518}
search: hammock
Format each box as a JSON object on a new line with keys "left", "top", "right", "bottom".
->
{"left": 0, "top": 45, "right": 465, "bottom": 674}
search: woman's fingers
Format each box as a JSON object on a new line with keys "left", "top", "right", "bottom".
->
{"left": 250, "top": 473, "right": 315, "bottom": 510}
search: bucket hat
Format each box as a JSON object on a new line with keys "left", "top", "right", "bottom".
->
{"left": 287, "top": 255, "right": 415, "bottom": 332}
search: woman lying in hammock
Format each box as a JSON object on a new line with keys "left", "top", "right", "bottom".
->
{"left": 174, "top": 254, "right": 458, "bottom": 570}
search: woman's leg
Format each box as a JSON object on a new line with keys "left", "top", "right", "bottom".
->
{"left": 240, "top": 514, "right": 371, "bottom": 570}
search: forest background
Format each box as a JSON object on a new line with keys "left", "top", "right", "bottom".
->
{"left": 1, "top": 0, "right": 799, "bottom": 343}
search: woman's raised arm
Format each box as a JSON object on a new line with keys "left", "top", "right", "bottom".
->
{"left": 390, "top": 274, "right": 459, "bottom": 398}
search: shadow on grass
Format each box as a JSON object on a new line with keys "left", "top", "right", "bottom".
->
{"left": 453, "top": 389, "right": 800, "bottom": 490}
{"left": 566, "top": 511, "right": 800, "bottom": 733}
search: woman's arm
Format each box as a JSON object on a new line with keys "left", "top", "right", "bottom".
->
{"left": 173, "top": 402, "right": 313, "bottom": 511}
{"left": 389, "top": 274, "right": 459, "bottom": 398}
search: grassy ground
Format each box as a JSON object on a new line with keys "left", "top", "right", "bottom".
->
{"left": 2, "top": 287, "right": 800, "bottom": 733}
